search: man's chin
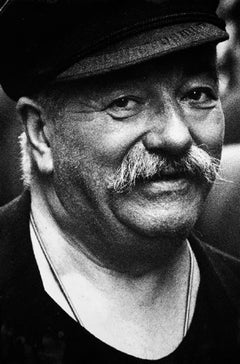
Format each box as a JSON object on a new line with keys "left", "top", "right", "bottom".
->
{"left": 112, "top": 187, "right": 203, "bottom": 238}
{"left": 127, "top": 217, "right": 195, "bottom": 241}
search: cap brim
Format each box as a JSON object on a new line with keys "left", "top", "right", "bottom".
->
{"left": 57, "top": 22, "right": 228, "bottom": 81}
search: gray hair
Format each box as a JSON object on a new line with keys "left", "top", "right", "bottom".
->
{"left": 108, "top": 143, "right": 222, "bottom": 194}
{"left": 19, "top": 132, "right": 34, "bottom": 187}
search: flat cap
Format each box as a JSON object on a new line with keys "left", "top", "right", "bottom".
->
{"left": 0, "top": 0, "right": 228, "bottom": 100}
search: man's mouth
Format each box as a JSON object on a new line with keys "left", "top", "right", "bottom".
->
{"left": 109, "top": 145, "right": 219, "bottom": 194}
{"left": 137, "top": 170, "right": 191, "bottom": 184}
{"left": 132, "top": 171, "right": 195, "bottom": 196}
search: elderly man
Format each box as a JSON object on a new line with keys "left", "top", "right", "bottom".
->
{"left": 0, "top": 0, "right": 239, "bottom": 363}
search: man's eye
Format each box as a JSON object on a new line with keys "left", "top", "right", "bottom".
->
{"left": 184, "top": 88, "right": 217, "bottom": 108}
{"left": 106, "top": 97, "right": 140, "bottom": 119}
{"left": 111, "top": 97, "right": 132, "bottom": 108}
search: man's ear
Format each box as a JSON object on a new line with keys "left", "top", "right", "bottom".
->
{"left": 16, "top": 97, "right": 53, "bottom": 175}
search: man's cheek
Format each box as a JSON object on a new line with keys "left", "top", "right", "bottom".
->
{"left": 189, "top": 113, "right": 224, "bottom": 158}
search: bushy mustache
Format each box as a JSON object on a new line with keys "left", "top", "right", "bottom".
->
{"left": 108, "top": 144, "right": 221, "bottom": 193}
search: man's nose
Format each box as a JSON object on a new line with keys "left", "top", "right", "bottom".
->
{"left": 142, "top": 107, "right": 193, "bottom": 156}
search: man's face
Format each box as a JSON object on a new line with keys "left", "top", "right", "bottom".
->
{"left": 49, "top": 46, "right": 224, "bottom": 241}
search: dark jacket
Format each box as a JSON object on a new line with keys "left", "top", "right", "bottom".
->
{"left": 0, "top": 191, "right": 240, "bottom": 364}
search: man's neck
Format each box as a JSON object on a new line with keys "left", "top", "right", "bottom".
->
{"left": 30, "top": 183, "right": 200, "bottom": 359}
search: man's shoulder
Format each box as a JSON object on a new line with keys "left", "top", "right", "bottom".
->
{"left": 204, "top": 242, "right": 240, "bottom": 287}
{"left": 0, "top": 191, "right": 30, "bottom": 244}
{"left": 0, "top": 191, "right": 28, "bottom": 222}
{"left": 191, "top": 233, "right": 240, "bottom": 307}
{"left": 0, "top": 191, "right": 32, "bottom": 289}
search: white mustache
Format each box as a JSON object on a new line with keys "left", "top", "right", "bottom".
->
{"left": 108, "top": 144, "right": 221, "bottom": 193}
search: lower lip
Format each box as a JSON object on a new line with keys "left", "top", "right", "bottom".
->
{"left": 137, "top": 178, "right": 192, "bottom": 194}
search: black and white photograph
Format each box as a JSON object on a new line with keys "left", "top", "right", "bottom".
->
{"left": 0, "top": 0, "right": 240, "bottom": 363}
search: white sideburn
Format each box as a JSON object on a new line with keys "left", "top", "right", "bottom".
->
{"left": 30, "top": 190, "right": 200, "bottom": 360}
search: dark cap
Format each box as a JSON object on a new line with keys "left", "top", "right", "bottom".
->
{"left": 0, "top": 0, "right": 228, "bottom": 100}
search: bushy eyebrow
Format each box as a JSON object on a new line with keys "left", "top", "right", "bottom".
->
{"left": 183, "top": 58, "right": 219, "bottom": 83}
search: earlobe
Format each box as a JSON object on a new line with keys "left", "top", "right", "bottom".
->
{"left": 16, "top": 97, "right": 54, "bottom": 175}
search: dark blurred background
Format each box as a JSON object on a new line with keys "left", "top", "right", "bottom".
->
{"left": 0, "top": 0, "right": 240, "bottom": 206}
{"left": 218, "top": 0, "right": 240, "bottom": 144}
{"left": 0, "top": 90, "right": 21, "bottom": 205}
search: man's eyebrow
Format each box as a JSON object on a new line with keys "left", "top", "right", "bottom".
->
{"left": 184, "top": 60, "right": 219, "bottom": 82}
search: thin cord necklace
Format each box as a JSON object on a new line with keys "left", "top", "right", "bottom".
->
{"left": 30, "top": 212, "right": 194, "bottom": 337}
{"left": 30, "top": 212, "right": 84, "bottom": 327}
{"left": 183, "top": 244, "right": 195, "bottom": 337}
